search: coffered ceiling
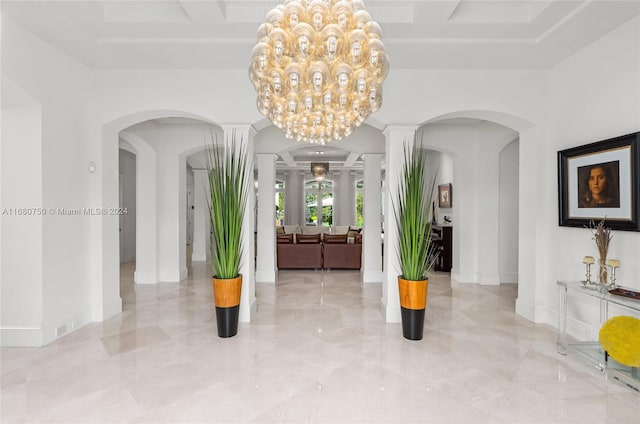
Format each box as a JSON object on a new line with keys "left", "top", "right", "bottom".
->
{"left": 2, "top": 0, "right": 638, "bottom": 69}
{"left": 6, "top": 1, "right": 638, "bottom": 173}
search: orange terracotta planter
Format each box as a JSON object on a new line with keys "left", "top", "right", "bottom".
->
{"left": 398, "top": 277, "right": 429, "bottom": 310}
{"left": 213, "top": 275, "right": 242, "bottom": 307}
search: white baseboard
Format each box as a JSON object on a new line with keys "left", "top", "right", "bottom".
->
{"left": 42, "top": 306, "right": 94, "bottom": 345}
{"left": 500, "top": 271, "right": 519, "bottom": 284}
{"left": 384, "top": 301, "right": 401, "bottom": 323}
{"left": 478, "top": 274, "right": 501, "bottom": 285}
{"left": 160, "top": 270, "right": 183, "bottom": 282}
{"left": 515, "top": 298, "right": 535, "bottom": 321}
{"left": 134, "top": 270, "right": 157, "bottom": 284}
{"left": 239, "top": 295, "right": 257, "bottom": 323}
{"left": 362, "top": 269, "right": 383, "bottom": 283}
{"left": 379, "top": 297, "right": 387, "bottom": 321}
{"left": 451, "top": 270, "right": 477, "bottom": 283}
{"left": 452, "top": 271, "right": 502, "bottom": 285}
{"left": 102, "top": 297, "right": 122, "bottom": 321}
{"left": 255, "top": 269, "right": 276, "bottom": 283}
{"left": 0, "top": 327, "right": 43, "bottom": 347}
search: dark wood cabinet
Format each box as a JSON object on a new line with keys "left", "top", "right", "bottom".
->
{"left": 432, "top": 225, "right": 452, "bottom": 272}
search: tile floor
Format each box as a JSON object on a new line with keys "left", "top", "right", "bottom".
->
{"left": 2, "top": 262, "right": 638, "bottom": 423}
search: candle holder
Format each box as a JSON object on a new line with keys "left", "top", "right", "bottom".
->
{"left": 606, "top": 259, "right": 620, "bottom": 289}
{"left": 583, "top": 256, "right": 595, "bottom": 285}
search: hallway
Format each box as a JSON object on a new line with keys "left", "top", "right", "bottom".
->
{"left": 1, "top": 263, "right": 637, "bottom": 423}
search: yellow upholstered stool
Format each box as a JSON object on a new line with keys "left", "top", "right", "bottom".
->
{"left": 598, "top": 316, "right": 640, "bottom": 367}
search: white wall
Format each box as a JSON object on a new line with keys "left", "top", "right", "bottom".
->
{"left": 2, "top": 19, "right": 99, "bottom": 346}
{"left": 543, "top": 15, "right": 640, "bottom": 339}
{"left": 381, "top": 69, "right": 546, "bottom": 127}
{"left": 1, "top": 84, "right": 44, "bottom": 346}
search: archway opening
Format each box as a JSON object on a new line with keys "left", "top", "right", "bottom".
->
{"left": 99, "top": 111, "right": 220, "bottom": 321}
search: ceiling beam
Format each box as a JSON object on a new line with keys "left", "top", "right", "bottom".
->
{"left": 343, "top": 152, "right": 361, "bottom": 168}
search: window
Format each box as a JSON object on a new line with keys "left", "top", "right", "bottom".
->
{"left": 355, "top": 180, "right": 364, "bottom": 226}
{"left": 304, "top": 180, "right": 333, "bottom": 226}
{"left": 275, "top": 180, "right": 285, "bottom": 225}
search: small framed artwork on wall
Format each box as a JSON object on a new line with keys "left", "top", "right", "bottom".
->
{"left": 438, "top": 183, "right": 452, "bottom": 208}
{"left": 557, "top": 131, "right": 639, "bottom": 231}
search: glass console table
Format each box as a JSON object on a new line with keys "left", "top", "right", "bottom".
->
{"left": 557, "top": 280, "right": 640, "bottom": 390}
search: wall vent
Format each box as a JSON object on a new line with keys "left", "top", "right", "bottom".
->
{"left": 56, "top": 325, "right": 67, "bottom": 337}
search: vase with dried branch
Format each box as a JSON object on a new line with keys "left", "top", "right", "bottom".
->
{"left": 588, "top": 218, "right": 613, "bottom": 286}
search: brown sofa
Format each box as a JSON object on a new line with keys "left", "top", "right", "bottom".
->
{"left": 276, "top": 232, "right": 362, "bottom": 270}
{"left": 276, "top": 234, "right": 323, "bottom": 269}
{"left": 323, "top": 242, "right": 362, "bottom": 269}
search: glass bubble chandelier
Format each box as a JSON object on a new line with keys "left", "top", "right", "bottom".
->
{"left": 249, "top": 0, "right": 389, "bottom": 145}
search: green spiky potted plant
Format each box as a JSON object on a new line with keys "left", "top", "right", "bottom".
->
{"left": 394, "top": 137, "right": 438, "bottom": 340}
{"left": 207, "top": 131, "right": 250, "bottom": 338}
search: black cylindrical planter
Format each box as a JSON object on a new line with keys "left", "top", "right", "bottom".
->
{"left": 401, "top": 307, "right": 426, "bottom": 340}
{"left": 215, "top": 305, "right": 240, "bottom": 338}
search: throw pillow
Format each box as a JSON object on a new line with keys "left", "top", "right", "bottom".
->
{"left": 276, "top": 226, "right": 285, "bottom": 235}
{"left": 277, "top": 234, "right": 293, "bottom": 243}
{"left": 296, "top": 233, "right": 321, "bottom": 243}
{"left": 324, "top": 234, "right": 347, "bottom": 243}
{"left": 347, "top": 227, "right": 362, "bottom": 239}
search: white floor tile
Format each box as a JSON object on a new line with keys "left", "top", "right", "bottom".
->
{"left": 1, "top": 262, "right": 637, "bottom": 423}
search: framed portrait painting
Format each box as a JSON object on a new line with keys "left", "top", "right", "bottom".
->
{"left": 438, "top": 183, "right": 452, "bottom": 208}
{"left": 557, "top": 132, "right": 639, "bottom": 231}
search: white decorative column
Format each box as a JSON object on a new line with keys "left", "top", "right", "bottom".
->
{"left": 96, "top": 125, "right": 123, "bottom": 322}
{"left": 331, "top": 171, "right": 341, "bottom": 226}
{"left": 515, "top": 126, "right": 544, "bottom": 322}
{"left": 178, "top": 155, "right": 188, "bottom": 280}
{"left": 334, "top": 170, "right": 353, "bottom": 226}
{"left": 285, "top": 171, "right": 301, "bottom": 226}
{"left": 256, "top": 153, "right": 278, "bottom": 283}
{"left": 120, "top": 132, "right": 158, "bottom": 284}
{"left": 361, "top": 153, "right": 383, "bottom": 283}
{"left": 475, "top": 141, "right": 501, "bottom": 284}
{"left": 299, "top": 171, "right": 307, "bottom": 225}
{"left": 382, "top": 125, "right": 417, "bottom": 322}
{"left": 222, "top": 125, "right": 256, "bottom": 322}
{"left": 191, "top": 169, "right": 210, "bottom": 262}
{"left": 155, "top": 149, "right": 186, "bottom": 282}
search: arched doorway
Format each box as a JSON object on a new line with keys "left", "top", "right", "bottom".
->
{"left": 417, "top": 118, "right": 519, "bottom": 285}
{"left": 381, "top": 111, "right": 537, "bottom": 324}
{"left": 418, "top": 110, "right": 533, "bottom": 319}
{"left": 97, "top": 110, "right": 222, "bottom": 321}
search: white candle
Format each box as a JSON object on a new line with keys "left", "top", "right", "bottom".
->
{"left": 606, "top": 259, "right": 620, "bottom": 268}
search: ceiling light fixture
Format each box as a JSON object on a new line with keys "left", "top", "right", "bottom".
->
{"left": 311, "top": 162, "right": 329, "bottom": 181}
{"left": 249, "top": 0, "right": 389, "bottom": 145}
